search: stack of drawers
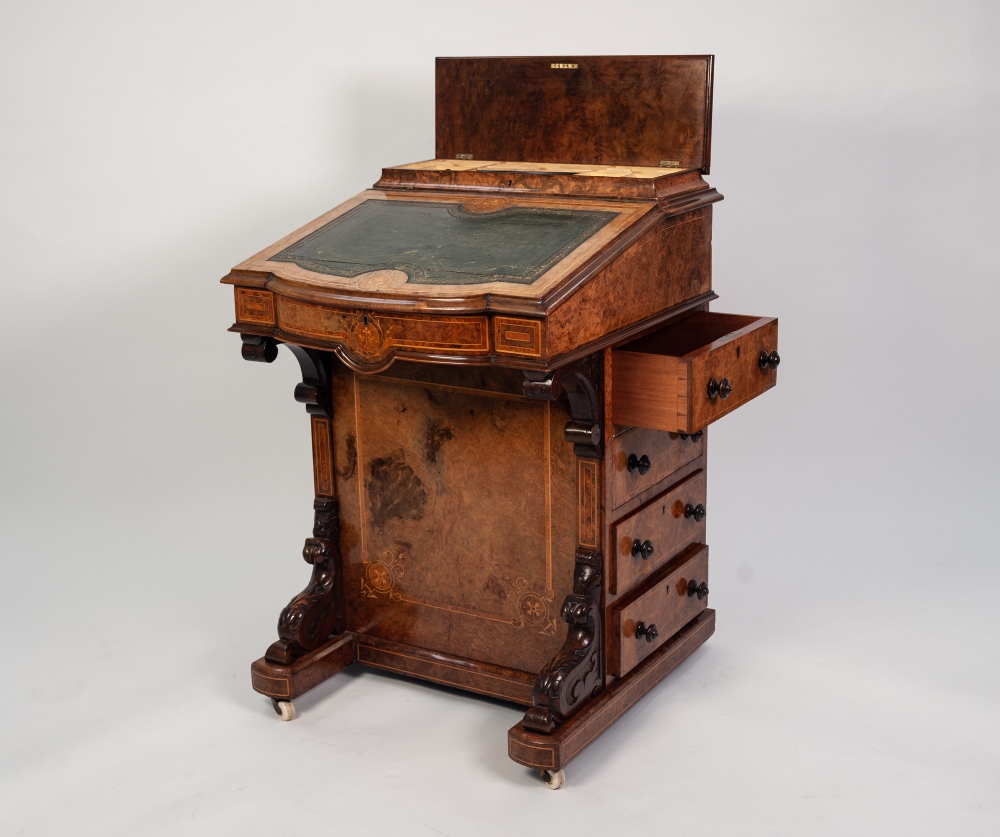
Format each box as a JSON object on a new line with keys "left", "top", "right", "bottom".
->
{"left": 605, "top": 310, "right": 780, "bottom": 680}
{"left": 607, "top": 426, "right": 710, "bottom": 678}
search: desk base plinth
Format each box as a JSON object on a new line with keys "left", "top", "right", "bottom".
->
{"left": 508, "top": 609, "right": 716, "bottom": 771}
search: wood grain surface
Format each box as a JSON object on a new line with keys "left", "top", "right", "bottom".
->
{"left": 331, "top": 362, "right": 579, "bottom": 675}
{"left": 508, "top": 608, "right": 716, "bottom": 769}
{"left": 435, "top": 56, "right": 714, "bottom": 171}
{"left": 610, "top": 470, "right": 707, "bottom": 595}
{"left": 609, "top": 426, "right": 704, "bottom": 511}
{"left": 355, "top": 633, "right": 536, "bottom": 704}
{"left": 250, "top": 633, "right": 356, "bottom": 700}
{"left": 612, "top": 312, "right": 778, "bottom": 433}
{"left": 611, "top": 544, "right": 709, "bottom": 676}
{"left": 545, "top": 208, "right": 714, "bottom": 360}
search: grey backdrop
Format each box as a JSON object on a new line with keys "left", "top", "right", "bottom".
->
{"left": 2, "top": 1, "right": 998, "bottom": 834}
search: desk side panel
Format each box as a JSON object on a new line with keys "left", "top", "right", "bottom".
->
{"left": 331, "top": 363, "right": 579, "bottom": 675}
{"left": 545, "top": 207, "right": 713, "bottom": 363}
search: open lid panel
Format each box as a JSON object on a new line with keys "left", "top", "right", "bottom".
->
{"left": 435, "top": 56, "right": 714, "bottom": 173}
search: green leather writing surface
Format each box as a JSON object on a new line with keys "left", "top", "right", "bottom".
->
{"left": 272, "top": 199, "right": 616, "bottom": 285}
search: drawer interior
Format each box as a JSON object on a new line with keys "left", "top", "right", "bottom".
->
{"left": 618, "top": 311, "right": 763, "bottom": 358}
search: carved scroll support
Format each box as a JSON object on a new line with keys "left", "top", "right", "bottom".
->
{"left": 523, "top": 354, "right": 603, "bottom": 459}
{"left": 523, "top": 549, "right": 603, "bottom": 734}
{"left": 240, "top": 334, "right": 344, "bottom": 666}
{"left": 522, "top": 354, "right": 605, "bottom": 733}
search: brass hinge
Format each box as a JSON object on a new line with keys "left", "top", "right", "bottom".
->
{"left": 455, "top": 153, "right": 473, "bottom": 160}
{"left": 551, "top": 63, "right": 578, "bottom": 69}
{"left": 659, "top": 159, "right": 681, "bottom": 168}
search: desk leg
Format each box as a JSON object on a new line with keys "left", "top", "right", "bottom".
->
{"left": 241, "top": 336, "right": 347, "bottom": 700}
{"left": 522, "top": 547, "right": 603, "bottom": 734}
{"left": 522, "top": 358, "right": 605, "bottom": 735}
{"left": 509, "top": 609, "right": 716, "bottom": 773}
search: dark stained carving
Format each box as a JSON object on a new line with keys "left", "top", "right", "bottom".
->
{"left": 265, "top": 497, "right": 344, "bottom": 665}
{"left": 287, "top": 344, "right": 331, "bottom": 418}
{"left": 523, "top": 352, "right": 603, "bottom": 458}
{"left": 241, "top": 333, "right": 278, "bottom": 363}
{"left": 240, "top": 337, "right": 344, "bottom": 666}
{"left": 522, "top": 548, "right": 603, "bottom": 734}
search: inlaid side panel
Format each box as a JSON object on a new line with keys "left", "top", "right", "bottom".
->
{"left": 332, "top": 365, "right": 578, "bottom": 674}
{"left": 546, "top": 208, "right": 713, "bottom": 361}
{"left": 311, "top": 415, "right": 335, "bottom": 498}
{"left": 235, "top": 287, "right": 276, "bottom": 325}
{"left": 494, "top": 317, "right": 544, "bottom": 358}
{"left": 578, "top": 460, "right": 599, "bottom": 548}
{"left": 276, "top": 298, "right": 491, "bottom": 369}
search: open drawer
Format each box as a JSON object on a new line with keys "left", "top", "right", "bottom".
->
{"left": 612, "top": 312, "right": 778, "bottom": 434}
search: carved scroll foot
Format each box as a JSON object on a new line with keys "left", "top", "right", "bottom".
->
{"left": 523, "top": 549, "right": 603, "bottom": 734}
{"left": 264, "top": 497, "right": 344, "bottom": 666}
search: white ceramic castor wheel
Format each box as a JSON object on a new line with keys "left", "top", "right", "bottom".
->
{"left": 271, "top": 698, "right": 296, "bottom": 721}
{"left": 540, "top": 768, "right": 565, "bottom": 789}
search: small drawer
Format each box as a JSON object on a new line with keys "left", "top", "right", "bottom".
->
{"left": 610, "top": 425, "right": 704, "bottom": 511}
{"left": 610, "top": 469, "right": 706, "bottom": 595}
{"left": 612, "top": 311, "right": 778, "bottom": 433}
{"left": 612, "top": 544, "right": 709, "bottom": 677}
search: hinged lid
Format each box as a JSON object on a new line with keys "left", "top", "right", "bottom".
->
{"left": 435, "top": 55, "right": 714, "bottom": 173}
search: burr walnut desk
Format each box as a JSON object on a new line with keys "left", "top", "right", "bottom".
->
{"left": 224, "top": 55, "right": 779, "bottom": 789}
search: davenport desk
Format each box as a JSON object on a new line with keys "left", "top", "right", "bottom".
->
{"left": 223, "top": 55, "right": 779, "bottom": 789}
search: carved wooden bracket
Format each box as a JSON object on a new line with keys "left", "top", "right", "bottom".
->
{"left": 523, "top": 548, "right": 603, "bottom": 734}
{"left": 241, "top": 335, "right": 331, "bottom": 418}
{"left": 240, "top": 334, "right": 344, "bottom": 666}
{"left": 523, "top": 354, "right": 603, "bottom": 459}
{"left": 265, "top": 497, "right": 344, "bottom": 665}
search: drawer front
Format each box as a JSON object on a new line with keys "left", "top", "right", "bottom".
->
{"left": 612, "top": 544, "right": 709, "bottom": 677}
{"left": 610, "top": 426, "right": 704, "bottom": 511}
{"left": 688, "top": 317, "right": 779, "bottom": 433}
{"left": 611, "top": 469, "right": 706, "bottom": 595}
{"left": 612, "top": 312, "right": 779, "bottom": 434}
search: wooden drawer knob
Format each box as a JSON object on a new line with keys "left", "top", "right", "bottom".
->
{"left": 707, "top": 377, "right": 732, "bottom": 400}
{"left": 627, "top": 453, "right": 652, "bottom": 475}
{"left": 759, "top": 350, "right": 781, "bottom": 371}
{"left": 635, "top": 621, "right": 658, "bottom": 643}
{"left": 687, "top": 579, "right": 710, "bottom": 600}
{"left": 631, "top": 539, "right": 655, "bottom": 560}
{"left": 684, "top": 503, "right": 707, "bottom": 523}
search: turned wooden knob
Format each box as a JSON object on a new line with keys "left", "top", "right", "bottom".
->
{"left": 635, "top": 621, "right": 658, "bottom": 643}
{"left": 632, "top": 539, "right": 655, "bottom": 560}
{"left": 707, "top": 378, "right": 732, "bottom": 399}
{"left": 687, "top": 579, "right": 710, "bottom": 600}
{"left": 759, "top": 350, "right": 781, "bottom": 371}
{"left": 627, "top": 453, "right": 652, "bottom": 475}
{"left": 684, "top": 503, "right": 707, "bottom": 522}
